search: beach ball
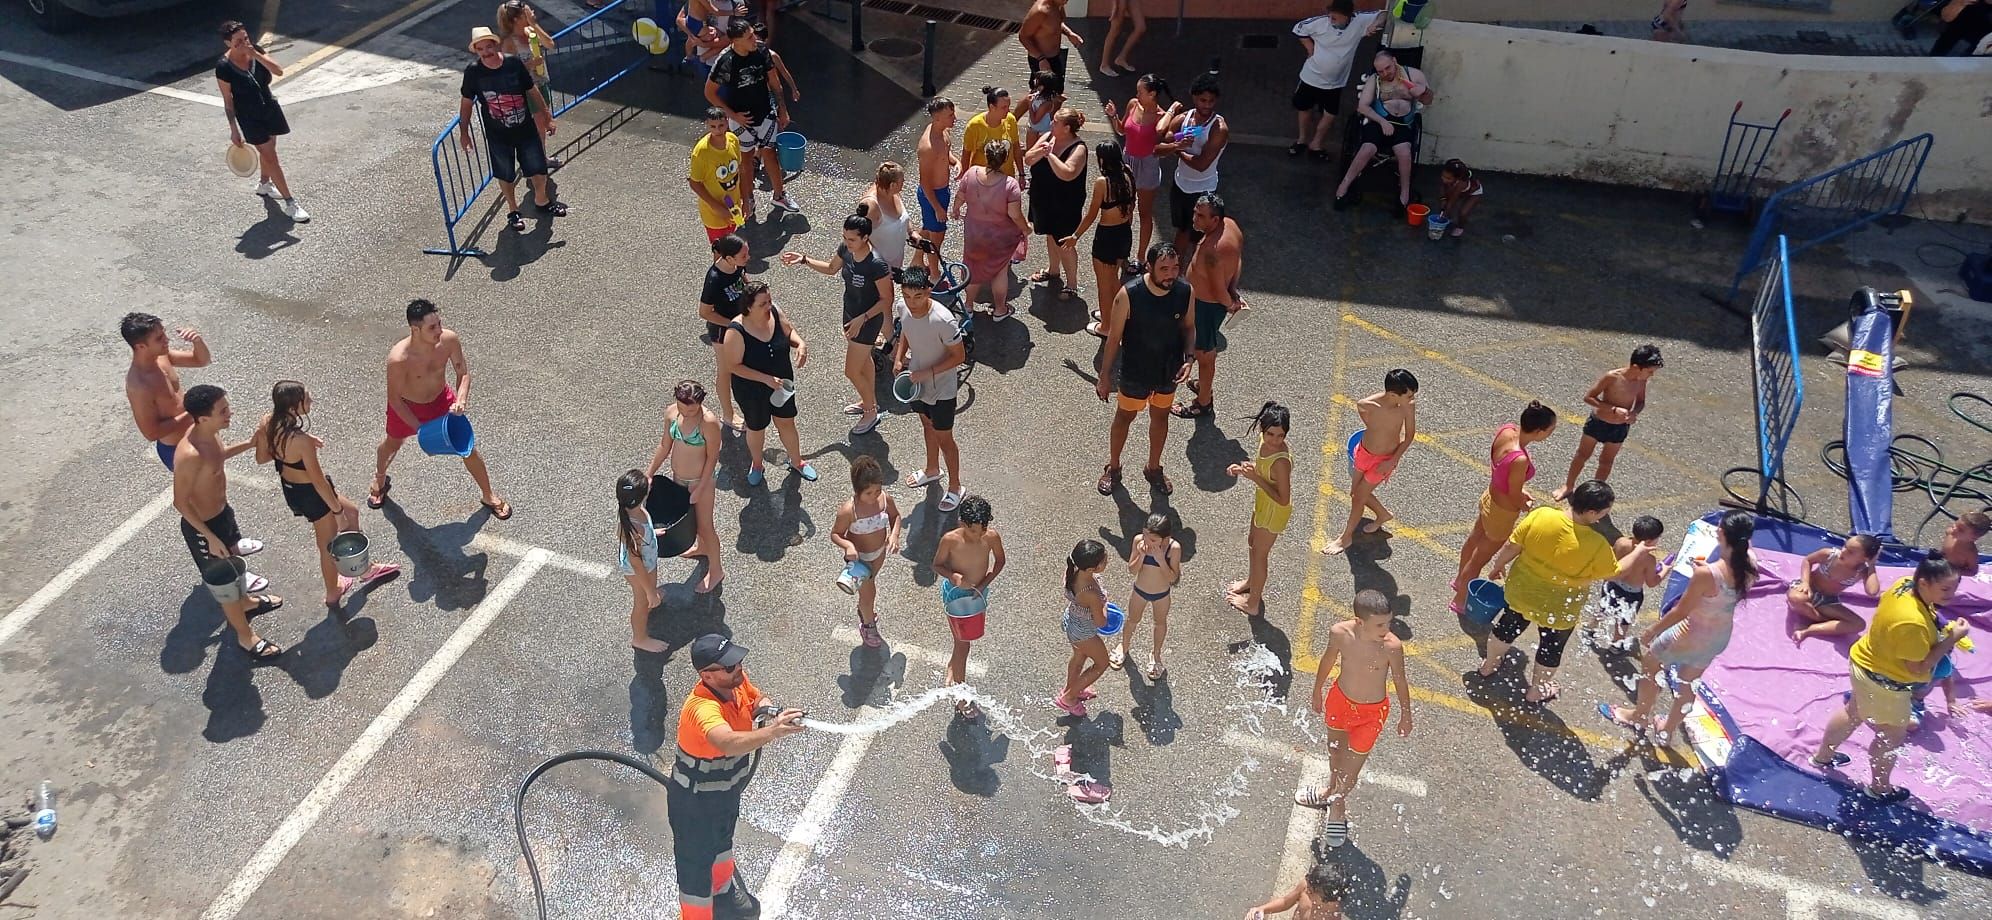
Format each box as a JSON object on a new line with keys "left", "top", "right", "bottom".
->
{"left": 633, "top": 18, "right": 669, "bottom": 55}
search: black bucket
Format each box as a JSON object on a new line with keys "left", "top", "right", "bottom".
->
{"left": 646, "top": 475, "right": 697, "bottom": 559}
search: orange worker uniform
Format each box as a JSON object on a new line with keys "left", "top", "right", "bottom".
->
{"left": 669, "top": 674, "right": 765, "bottom": 920}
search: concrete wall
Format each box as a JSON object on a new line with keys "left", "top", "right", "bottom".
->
{"left": 1414, "top": 20, "right": 1992, "bottom": 221}
{"left": 1087, "top": 0, "right": 1902, "bottom": 22}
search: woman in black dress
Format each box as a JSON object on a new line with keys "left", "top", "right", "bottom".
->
{"left": 1024, "top": 108, "right": 1089, "bottom": 300}
{"left": 719, "top": 280, "right": 819, "bottom": 486}
{"left": 216, "top": 20, "right": 308, "bottom": 223}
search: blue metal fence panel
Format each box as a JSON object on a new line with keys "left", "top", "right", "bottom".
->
{"left": 1726, "top": 134, "right": 1933, "bottom": 302}
{"left": 1749, "top": 236, "right": 1803, "bottom": 511}
{"left": 427, "top": 0, "right": 651, "bottom": 257}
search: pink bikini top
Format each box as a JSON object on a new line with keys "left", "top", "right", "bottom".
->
{"left": 1490, "top": 424, "right": 1534, "bottom": 498}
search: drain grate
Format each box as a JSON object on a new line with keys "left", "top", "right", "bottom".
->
{"left": 857, "top": 0, "right": 1020, "bottom": 33}
{"left": 955, "top": 12, "right": 1019, "bottom": 33}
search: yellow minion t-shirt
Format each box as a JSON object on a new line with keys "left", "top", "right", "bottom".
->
{"left": 690, "top": 132, "right": 743, "bottom": 230}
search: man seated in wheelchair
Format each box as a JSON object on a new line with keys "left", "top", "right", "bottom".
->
{"left": 1333, "top": 49, "right": 1433, "bottom": 216}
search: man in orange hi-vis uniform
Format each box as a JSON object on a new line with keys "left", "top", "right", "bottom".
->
{"left": 670, "top": 633, "right": 805, "bottom": 919}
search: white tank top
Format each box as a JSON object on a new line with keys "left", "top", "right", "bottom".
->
{"left": 1172, "top": 112, "right": 1225, "bottom": 194}
{"left": 868, "top": 197, "right": 910, "bottom": 270}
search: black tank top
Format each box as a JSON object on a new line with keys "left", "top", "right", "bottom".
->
{"left": 1119, "top": 276, "right": 1190, "bottom": 386}
{"left": 1029, "top": 139, "right": 1087, "bottom": 217}
{"left": 731, "top": 310, "right": 794, "bottom": 381}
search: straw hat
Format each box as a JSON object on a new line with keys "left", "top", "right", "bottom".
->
{"left": 225, "top": 142, "right": 257, "bottom": 177}
{"left": 468, "top": 26, "right": 501, "bottom": 51}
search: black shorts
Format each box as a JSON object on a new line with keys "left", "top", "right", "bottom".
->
{"left": 1491, "top": 607, "right": 1574, "bottom": 669}
{"left": 1582, "top": 414, "right": 1632, "bottom": 444}
{"left": 1358, "top": 117, "right": 1418, "bottom": 152}
{"left": 1193, "top": 299, "right": 1226, "bottom": 352}
{"left": 846, "top": 313, "right": 885, "bottom": 347}
{"left": 180, "top": 505, "right": 244, "bottom": 574}
{"left": 487, "top": 127, "right": 549, "bottom": 185}
{"left": 913, "top": 397, "right": 958, "bottom": 432}
{"left": 1169, "top": 184, "right": 1207, "bottom": 243}
{"left": 281, "top": 475, "right": 335, "bottom": 522}
{"left": 705, "top": 322, "right": 730, "bottom": 346}
{"left": 1026, "top": 47, "right": 1067, "bottom": 81}
{"left": 732, "top": 378, "right": 798, "bottom": 432}
{"left": 238, "top": 109, "right": 291, "bottom": 146}
{"left": 1291, "top": 81, "right": 1342, "bottom": 115}
{"left": 1091, "top": 222, "right": 1132, "bottom": 264}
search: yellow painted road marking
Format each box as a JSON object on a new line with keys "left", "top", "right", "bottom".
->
{"left": 273, "top": 0, "right": 443, "bottom": 84}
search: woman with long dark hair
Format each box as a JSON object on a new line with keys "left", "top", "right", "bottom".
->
{"left": 216, "top": 20, "right": 308, "bottom": 223}
{"left": 1227, "top": 401, "right": 1293, "bottom": 617}
{"left": 782, "top": 210, "right": 894, "bottom": 437}
{"left": 1603, "top": 510, "right": 1759, "bottom": 741}
{"left": 1056, "top": 539, "right": 1113, "bottom": 717}
{"left": 1451, "top": 401, "right": 1558, "bottom": 614}
{"left": 1064, "top": 138, "right": 1135, "bottom": 337}
{"left": 646, "top": 380, "right": 725, "bottom": 593}
{"left": 255, "top": 381, "right": 399, "bottom": 608}
{"left": 615, "top": 470, "right": 667, "bottom": 653}
{"left": 1105, "top": 74, "right": 1174, "bottom": 270}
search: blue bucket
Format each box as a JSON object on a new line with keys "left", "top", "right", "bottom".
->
{"left": 416, "top": 413, "right": 475, "bottom": 458}
{"left": 1098, "top": 602, "right": 1125, "bottom": 638}
{"left": 1464, "top": 579, "right": 1505, "bottom": 626}
{"left": 775, "top": 132, "right": 806, "bottom": 174}
{"left": 1346, "top": 429, "right": 1365, "bottom": 477}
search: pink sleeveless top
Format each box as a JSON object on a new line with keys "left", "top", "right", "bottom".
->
{"left": 1122, "top": 106, "right": 1159, "bottom": 158}
{"left": 1490, "top": 424, "right": 1534, "bottom": 499}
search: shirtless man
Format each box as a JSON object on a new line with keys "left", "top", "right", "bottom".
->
{"left": 932, "top": 495, "right": 1007, "bottom": 720}
{"left": 1019, "top": 0, "right": 1082, "bottom": 81}
{"left": 1551, "top": 344, "right": 1664, "bottom": 501}
{"left": 122, "top": 313, "right": 268, "bottom": 584}
{"left": 914, "top": 97, "right": 958, "bottom": 278}
{"left": 1943, "top": 509, "right": 1988, "bottom": 577}
{"left": 174, "top": 384, "right": 286, "bottom": 663}
{"left": 1323, "top": 369, "right": 1418, "bottom": 556}
{"left": 1297, "top": 589, "right": 1411, "bottom": 849}
{"left": 369, "top": 299, "right": 511, "bottom": 519}
{"left": 1173, "top": 193, "right": 1244, "bottom": 420}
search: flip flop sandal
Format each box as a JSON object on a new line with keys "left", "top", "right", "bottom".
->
{"left": 1028, "top": 270, "right": 1056, "bottom": 284}
{"left": 1321, "top": 820, "right": 1350, "bottom": 847}
{"left": 1108, "top": 646, "right": 1126, "bottom": 670}
{"left": 1288, "top": 142, "right": 1308, "bottom": 156}
{"left": 843, "top": 402, "right": 866, "bottom": 415}
{"left": 1097, "top": 465, "right": 1122, "bottom": 496}
{"left": 1076, "top": 687, "right": 1098, "bottom": 702}
{"left": 540, "top": 200, "right": 569, "bottom": 217}
{"left": 236, "top": 538, "right": 265, "bottom": 556}
{"left": 1054, "top": 744, "right": 1073, "bottom": 769}
{"left": 1069, "top": 781, "right": 1112, "bottom": 804}
{"left": 366, "top": 475, "right": 392, "bottom": 509}
{"left": 1170, "top": 401, "right": 1212, "bottom": 419}
{"left": 248, "top": 594, "right": 284, "bottom": 616}
{"left": 1596, "top": 702, "right": 1645, "bottom": 732}
{"left": 1294, "top": 784, "right": 1335, "bottom": 808}
{"left": 989, "top": 306, "right": 1016, "bottom": 321}
{"left": 905, "top": 470, "right": 943, "bottom": 488}
{"left": 236, "top": 637, "right": 285, "bottom": 663}
{"left": 244, "top": 572, "right": 270, "bottom": 593}
{"left": 1143, "top": 466, "right": 1174, "bottom": 496}
{"left": 480, "top": 498, "right": 514, "bottom": 520}
{"left": 507, "top": 210, "right": 527, "bottom": 232}
{"left": 1147, "top": 660, "right": 1167, "bottom": 681}
{"left": 1448, "top": 600, "right": 1465, "bottom": 616}
{"left": 938, "top": 490, "right": 964, "bottom": 513}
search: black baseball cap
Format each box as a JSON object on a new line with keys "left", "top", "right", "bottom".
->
{"left": 691, "top": 633, "right": 749, "bottom": 670}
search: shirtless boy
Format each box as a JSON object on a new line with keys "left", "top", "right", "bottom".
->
{"left": 914, "top": 97, "right": 958, "bottom": 278}
{"left": 1942, "top": 509, "right": 1987, "bottom": 577}
{"left": 123, "top": 313, "right": 267, "bottom": 581}
{"left": 1019, "top": 0, "right": 1082, "bottom": 81}
{"left": 369, "top": 299, "right": 511, "bottom": 519}
{"left": 1298, "top": 589, "right": 1411, "bottom": 848}
{"left": 175, "top": 384, "right": 286, "bottom": 663}
{"left": 933, "top": 495, "right": 1007, "bottom": 720}
{"left": 1552, "top": 344, "right": 1663, "bottom": 500}
{"left": 1245, "top": 855, "right": 1350, "bottom": 920}
{"left": 1323, "top": 369, "right": 1418, "bottom": 556}
{"left": 1174, "top": 193, "right": 1244, "bottom": 420}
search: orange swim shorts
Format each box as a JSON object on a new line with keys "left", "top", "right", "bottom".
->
{"left": 1352, "top": 443, "right": 1395, "bottom": 486}
{"left": 1322, "top": 681, "right": 1391, "bottom": 754}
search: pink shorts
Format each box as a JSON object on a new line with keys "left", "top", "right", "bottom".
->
{"left": 1352, "top": 443, "right": 1395, "bottom": 486}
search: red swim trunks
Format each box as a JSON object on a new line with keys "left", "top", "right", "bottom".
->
{"left": 1352, "top": 442, "right": 1397, "bottom": 486}
{"left": 386, "top": 385, "right": 456, "bottom": 439}
{"left": 1322, "top": 681, "right": 1391, "bottom": 754}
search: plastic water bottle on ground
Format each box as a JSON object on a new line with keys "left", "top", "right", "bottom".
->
{"left": 33, "top": 780, "right": 56, "bottom": 838}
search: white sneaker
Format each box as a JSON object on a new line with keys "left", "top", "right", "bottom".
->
{"left": 280, "top": 198, "right": 311, "bottom": 223}
{"left": 772, "top": 192, "right": 799, "bottom": 213}
{"left": 254, "top": 179, "right": 280, "bottom": 198}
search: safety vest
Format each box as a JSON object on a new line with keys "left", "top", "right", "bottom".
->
{"left": 673, "top": 676, "right": 764, "bottom": 793}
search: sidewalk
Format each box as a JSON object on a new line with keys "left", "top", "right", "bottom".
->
{"left": 1488, "top": 17, "right": 1930, "bottom": 56}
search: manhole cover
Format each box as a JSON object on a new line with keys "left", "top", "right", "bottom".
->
{"left": 869, "top": 37, "right": 923, "bottom": 58}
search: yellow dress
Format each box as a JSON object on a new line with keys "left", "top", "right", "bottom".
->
{"left": 1251, "top": 440, "right": 1292, "bottom": 534}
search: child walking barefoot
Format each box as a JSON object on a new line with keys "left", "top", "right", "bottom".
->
{"left": 1324, "top": 371, "right": 1418, "bottom": 556}
{"left": 1114, "top": 513, "right": 1181, "bottom": 680}
{"left": 1298, "top": 589, "right": 1412, "bottom": 848}
{"left": 1604, "top": 511, "right": 1759, "bottom": 743}
{"left": 832, "top": 456, "right": 902, "bottom": 649}
{"left": 934, "top": 495, "right": 1007, "bottom": 720}
{"left": 1788, "top": 533, "right": 1881, "bottom": 644}
{"left": 1228, "top": 400, "right": 1293, "bottom": 616}
{"left": 1056, "top": 539, "right": 1113, "bottom": 718}
{"left": 1586, "top": 515, "right": 1665, "bottom": 649}
{"left": 615, "top": 471, "right": 667, "bottom": 653}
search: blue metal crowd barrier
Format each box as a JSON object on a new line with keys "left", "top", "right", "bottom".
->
{"left": 1748, "top": 235, "right": 1803, "bottom": 515}
{"left": 1725, "top": 134, "right": 1934, "bottom": 302}
{"left": 426, "top": 0, "right": 650, "bottom": 258}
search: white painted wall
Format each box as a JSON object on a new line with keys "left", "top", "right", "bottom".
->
{"left": 1415, "top": 20, "right": 1992, "bottom": 221}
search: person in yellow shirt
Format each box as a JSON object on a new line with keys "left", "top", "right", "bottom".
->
{"left": 1477, "top": 480, "right": 1643, "bottom": 705}
{"left": 1809, "top": 555, "right": 1967, "bottom": 802}
{"left": 669, "top": 633, "right": 805, "bottom": 920}
{"left": 960, "top": 85, "right": 1025, "bottom": 184}
{"left": 689, "top": 107, "right": 744, "bottom": 243}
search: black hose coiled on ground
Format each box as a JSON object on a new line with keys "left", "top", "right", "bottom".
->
{"left": 514, "top": 750, "right": 676, "bottom": 920}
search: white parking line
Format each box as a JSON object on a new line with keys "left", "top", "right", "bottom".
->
{"left": 0, "top": 487, "right": 176, "bottom": 651}
{"left": 1691, "top": 853, "right": 1919, "bottom": 920}
{"left": 760, "top": 727, "right": 877, "bottom": 919}
{"left": 1217, "top": 731, "right": 1429, "bottom": 797}
{"left": 0, "top": 51, "right": 222, "bottom": 107}
{"left": 830, "top": 626, "right": 989, "bottom": 678}
{"left": 199, "top": 551, "right": 550, "bottom": 920}
{"left": 470, "top": 532, "right": 612, "bottom": 578}
{"left": 1275, "top": 758, "right": 1334, "bottom": 897}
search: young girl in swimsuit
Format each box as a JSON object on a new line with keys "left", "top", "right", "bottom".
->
{"left": 1023, "top": 69, "right": 1065, "bottom": 150}
{"left": 647, "top": 380, "right": 725, "bottom": 593}
{"left": 256, "top": 380, "right": 400, "bottom": 608}
{"left": 831, "top": 455, "right": 901, "bottom": 649}
{"left": 1228, "top": 401, "right": 1293, "bottom": 617}
{"left": 1787, "top": 533, "right": 1881, "bottom": 645}
{"left": 615, "top": 470, "right": 667, "bottom": 653}
{"left": 1451, "top": 401, "right": 1556, "bottom": 615}
{"left": 1056, "top": 539, "right": 1112, "bottom": 718}
{"left": 1114, "top": 513, "right": 1181, "bottom": 680}
{"left": 1605, "top": 510, "right": 1759, "bottom": 742}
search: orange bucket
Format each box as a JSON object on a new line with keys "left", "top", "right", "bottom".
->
{"left": 1406, "top": 203, "right": 1430, "bottom": 226}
